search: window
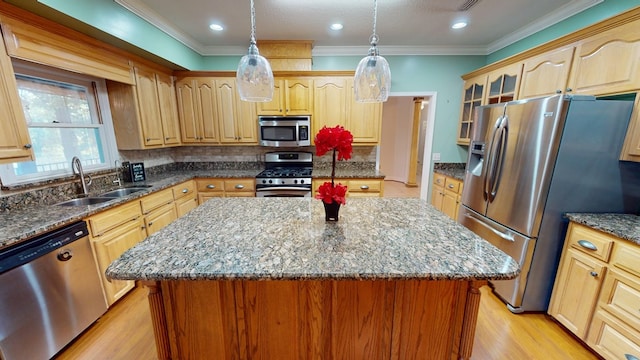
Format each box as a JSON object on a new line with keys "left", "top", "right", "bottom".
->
{"left": 0, "top": 61, "right": 118, "bottom": 186}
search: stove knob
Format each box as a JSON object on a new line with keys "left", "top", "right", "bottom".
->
{"left": 262, "top": 180, "right": 267, "bottom": 184}
{"left": 300, "top": 179, "right": 305, "bottom": 184}
{"left": 294, "top": 180, "right": 298, "bottom": 184}
{"left": 268, "top": 180, "right": 273, "bottom": 184}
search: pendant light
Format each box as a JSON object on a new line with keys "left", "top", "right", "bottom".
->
{"left": 236, "top": 0, "right": 274, "bottom": 102}
{"left": 354, "top": 0, "right": 391, "bottom": 103}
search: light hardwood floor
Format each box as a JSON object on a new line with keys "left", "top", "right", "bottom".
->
{"left": 57, "top": 181, "right": 600, "bottom": 359}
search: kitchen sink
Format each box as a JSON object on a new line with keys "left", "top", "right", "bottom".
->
{"left": 98, "top": 187, "right": 150, "bottom": 198}
{"left": 55, "top": 197, "right": 114, "bottom": 206}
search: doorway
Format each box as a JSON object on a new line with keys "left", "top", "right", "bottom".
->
{"left": 379, "top": 92, "right": 437, "bottom": 201}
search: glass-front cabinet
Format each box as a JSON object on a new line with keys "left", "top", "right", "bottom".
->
{"left": 485, "top": 63, "right": 523, "bottom": 104}
{"left": 457, "top": 74, "right": 486, "bottom": 145}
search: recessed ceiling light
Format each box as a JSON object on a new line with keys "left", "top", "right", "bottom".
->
{"left": 452, "top": 21, "right": 467, "bottom": 29}
{"left": 209, "top": 24, "right": 224, "bottom": 31}
{"left": 330, "top": 23, "right": 343, "bottom": 31}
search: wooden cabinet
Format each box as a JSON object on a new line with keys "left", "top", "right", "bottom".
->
{"left": 173, "top": 180, "right": 198, "bottom": 217}
{"left": 431, "top": 173, "right": 463, "bottom": 220}
{"left": 175, "top": 77, "right": 219, "bottom": 144}
{"left": 457, "top": 74, "right": 487, "bottom": 145}
{"left": 107, "top": 63, "right": 181, "bottom": 149}
{"left": 313, "top": 76, "right": 382, "bottom": 145}
{"left": 140, "top": 188, "right": 176, "bottom": 236}
{"left": 257, "top": 78, "right": 313, "bottom": 116}
{"left": 0, "top": 34, "right": 33, "bottom": 164}
{"left": 549, "top": 222, "right": 640, "bottom": 359}
{"left": 196, "top": 178, "right": 255, "bottom": 203}
{"left": 567, "top": 19, "right": 640, "bottom": 96}
{"left": 86, "top": 200, "right": 145, "bottom": 306}
{"left": 485, "top": 63, "right": 522, "bottom": 104}
{"left": 313, "top": 178, "right": 384, "bottom": 198}
{"left": 214, "top": 78, "right": 258, "bottom": 144}
{"left": 621, "top": 94, "right": 640, "bottom": 162}
{"left": 519, "top": 46, "right": 575, "bottom": 99}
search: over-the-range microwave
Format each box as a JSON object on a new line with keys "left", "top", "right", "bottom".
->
{"left": 258, "top": 115, "right": 311, "bottom": 147}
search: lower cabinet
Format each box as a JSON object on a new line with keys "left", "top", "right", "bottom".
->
{"left": 549, "top": 222, "right": 640, "bottom": 360}
{"left": 430, "top": 173, "right": 463, "bottom": 220}
{"left": 141, "top": 188, "right": 177, "bottom": 236}
{"left": 173, "top": 180, "right": 198, "bottom": 217}
{"left": 197, "top": 178, "right": 255, "bottom": 203}
{"left": 87, "top": 201, "right": 146, "bottom": 306}
{"left": 312, "top": 178, "right": 384, "bottom": 198}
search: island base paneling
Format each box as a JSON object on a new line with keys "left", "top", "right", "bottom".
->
{"left": 145, "top": 279, "right": 486, "bottom": 360}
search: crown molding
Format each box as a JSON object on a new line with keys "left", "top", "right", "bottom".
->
{"left": 486, "top": 0, "right": 603, "bottom": 53}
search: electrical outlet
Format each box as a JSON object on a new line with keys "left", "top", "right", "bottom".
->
{"left": 432, "top": 153, "right": 441, "bottom": 161}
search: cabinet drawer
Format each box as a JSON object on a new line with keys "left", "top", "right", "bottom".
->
{"left": 173, "top": 180, "right": 195, "bottom": 200}
{"left": 599, "top": 268, "right": 640, "bottom": 330}
{"left": 144, "top": 202, "right": 177, "bottom": 236}
{"left": 433, "top": 173, "right": 445, "bottom": 187}
{"left": 587, "top": 309, "right": 640, "bottom": 360}
{"left": 444, "top": 178, "right": 462, "bottom": 194}
{"left": 196, "top": 179, "right": 224, "bottom": 192}
{"left": 140, "top": 188, "right": 174, "bottom": 214}
{"left": 566, "top": 223, "right": 615, "bottom": 262}
{"left": 611, "top": 240, "right": 640, "bottom": 279}
{"left": 348, "top": 180, "right": 381, "bottom": 193}
{"left": 87, "top": 200, "right": 142, "bottom": 236}
{"left": 224, "top": 179, "right": 255, "bottom": 192}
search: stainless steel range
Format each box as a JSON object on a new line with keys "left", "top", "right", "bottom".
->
{"left": 256, "top": 152, "right": 313, "bottom": 197}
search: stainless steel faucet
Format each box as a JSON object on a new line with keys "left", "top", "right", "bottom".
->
{"left": 71, "top": 156, "right": 92, "bottom": 197}
{"left": 113, "top": 159, "right": 122, "bottom": 187}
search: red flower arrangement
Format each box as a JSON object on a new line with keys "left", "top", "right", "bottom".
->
{"left": 314, "top": 125, "right": 353, "bottom": 205}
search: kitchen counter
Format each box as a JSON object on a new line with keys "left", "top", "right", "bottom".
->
{"left": 0, "top": 167, "right": 385, "bottom": 251}
{"left": 433, "top": 163, "right": 466, "bottom": 181}
{"left": 564, "top": 213, "right": 640, "bottom": 246}
{"left": 106, "top": 197, "right": 518, "bottom": 360}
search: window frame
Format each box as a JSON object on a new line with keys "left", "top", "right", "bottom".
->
{"left": 0, "top": 60, "right": 119, "bottom": 186}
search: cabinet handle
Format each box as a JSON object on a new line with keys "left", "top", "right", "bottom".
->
{"left": 436, "top": 179, "right": 442, "bottom": 184}
{"left": 566, "top": 88, "right": 573, "bottom": 92}
{"left": 235, "top": 184, "right": 245, "bottom": 189}
{"left": 24, "top": 143, "right": 32, "bottom": 149}
{"left": 207, "top": 184, "right": 216, "bottom": 189}
{"left": 555, "top": 90, "right": 562, "bottom": 94}
{"left": 182, "top": 188, "right": 188, "bottom": 193}
{"left": 360, "top": 185, "right": 369, "bottom": 190}
{"left": 148, "top": 221, "right": 153, "bottom": 226}
{"left": 448, "top": 184, "right": 455, "bottom": 189}
{"left": 625, "top": 354, "right": 639, "bottom": 360}
{"left": 590, "top": 271, "right": 598, "bottom": 277}
{"left": 577, "top": 240, "right": 598, "bottom": 251}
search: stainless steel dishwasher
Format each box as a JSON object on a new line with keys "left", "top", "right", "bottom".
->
{"left": 0, "top": 221, "right": 107, "bottom": 360}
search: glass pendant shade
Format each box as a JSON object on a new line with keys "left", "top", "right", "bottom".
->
{"left": 236, "top": 43, "right": 274, "bottom": 102}
{"left": 354, "top": 47, "right": 391, "bottom": 102}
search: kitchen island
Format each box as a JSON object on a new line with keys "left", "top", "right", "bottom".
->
{"left": 107, "top": 198, "right": 519, "bottom": 360}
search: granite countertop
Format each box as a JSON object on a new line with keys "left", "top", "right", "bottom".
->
{"left": 433, "top": 167, "right": 466, "bottom": 181}
{"left": 106, "top": 198, "right": 520, "bottom": 282}
{"left": 0, "top": 168, "right": 385, "bottom": 251}
{"left": 565, "top": 213, "right": 640, "bottom": 246}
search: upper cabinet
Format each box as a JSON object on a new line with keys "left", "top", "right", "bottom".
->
{"left": 621, "top": 94, "right": 640, "bottom": 162}
{"left": 0, "top": 34, "right": 33, "bottom": 163}
{"left": 519, "top": 46, "right": 575, "bottom": 99}
{"left": 257, "top": 78, "right": 313, "bottom": 116}
{"left": 107, "top": 62, "right": 181, "bottom": 150}
{"left": 457, "top": 74, "right": 487, "bottom": 145}
{"left": 175, "top": 77, "right": 219, "bottom": 144}
{"left": 485, "top": 63, "right": 522, "bottom": 104}
{"left": 312, "top": 76, "right": 382, "bottom": 145}
{"left": 567, "top": 19, "right": 640, "bottom": 96}
{"left": 215, "top": 78, "right": 257, "bottom": 144}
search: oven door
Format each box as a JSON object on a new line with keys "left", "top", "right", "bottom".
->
{"left": 256, "top": 187, "right": 311, "bottom": 198}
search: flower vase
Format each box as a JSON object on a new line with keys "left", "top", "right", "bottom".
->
{"left": 323, "top": 201, "right": 341, "bottom": 221}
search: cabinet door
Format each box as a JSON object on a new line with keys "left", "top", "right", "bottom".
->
{"left": 91, "top": 218, "right": 146, "bottom": 305}
{"left": 441, "top": 190, "right": 458, "bottom": 219}
{"left": 457, "top": 74, "right": 487, "bottom": 145}
{"left": 284, "top": 78, "right": 313, "bottom": 115}
{"left": 548, "top": 248, "right": 606, "bottom": 339}
{"left": 313, "top": 77, "right": 348, "bottom": 137}
{"left": 144, "top": 202, "right": 177, "bottom": 236}
{"left": 348, "top": 78, "right": 382, "bottom": 144}
{"left": 519, "top": 46, "right": 575, "bottom": 99}
{"left": 175, "top": 195, "right": 198, "bottom": 217}
{"left": 0, "top": 36, "right": 33, "bottom": 163}
{"left": 568, "top": 19, "right": 640, "bottom": 95}
{"left": 257, "top": 80, "right": 284, "bottom": 115}
{"left": 133, "top": 65, "right": 164, "bottom": 147}
{"left": 156, "top": 73, "right": 181, "bottom": 146}
{"left": 196, "top": 78, "right": 219, "bottom": 143}
{"left": 621, "top": 94, "right": 640, "bottom": 162}
{"left": 485, "top": 63, "right": 522, "bottom": 104}
{"left": 176, "top": 78, "right": 201, "bottom": 143}
{"left": 216, "top": 78, "right": 241, "bottom": 143}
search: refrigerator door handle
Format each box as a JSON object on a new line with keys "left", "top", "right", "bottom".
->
{"left": 489, "top": 116, "right": 509, "bottom": 199}
{"left": 463, "top": 211, "right": 515, "bottom": 242}
{"left": 484, "top": 116, "right": 504, "bottom": 200}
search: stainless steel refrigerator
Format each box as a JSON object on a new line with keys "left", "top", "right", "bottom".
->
{"left": 458, "top": 94, "right": 640, "bottom": 313}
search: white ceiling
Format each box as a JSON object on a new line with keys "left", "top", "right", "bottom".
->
{"left": 116, "top": 0, "right": 602, "bottom": 56}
